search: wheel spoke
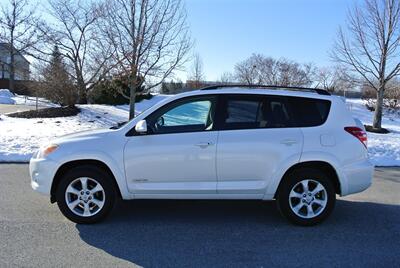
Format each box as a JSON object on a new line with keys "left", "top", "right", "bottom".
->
{"left": 312, "top": 198, "right": 326, "bottom": 206}
{"left": 66, "top": 185, "right": 80, "bottom": 196}
{"left": 311, "top": 183, "right": 324, "bottom": 195}
{"left": 90, "top": 184, "right": 103, "bottom": 194}
{"left": 91, "top": 198, "right": 103, "bottom": 207}
{"left": 80, "top": 178, "right": 88, "bottom": 191}
{"left": 67, "top": 199, "right": 80, "bottom": 210}
{"left": 292, "top": 202, "right": 304, "bottom": 213}
{"left": 83, "top": 202, "right": 91, "bottom": 216}
{"left": 289, "top": 191, "right": 303, "bottom": 199}
{"left": 301, "top": 180, "right": 309, "bottom": 193}
{"left": 306, "top": 205, "right": 314, "bottom": 217}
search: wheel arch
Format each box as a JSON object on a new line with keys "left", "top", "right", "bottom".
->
{"left": 50, "top": 159, "right": 122, "bottom": 203}
{"left": 273, "top": 161, "right": 341, "bottom": 199}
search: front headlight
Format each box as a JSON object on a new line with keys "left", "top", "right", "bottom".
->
{"left": 36, "top": 144, "right": 59, "bottom": 159}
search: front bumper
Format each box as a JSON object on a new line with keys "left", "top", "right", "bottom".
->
{"left": 29, "top": 157, "right": 59, "bottom": 196}
{"left": 340, "top": 159, "right": 374, "bottom": 196}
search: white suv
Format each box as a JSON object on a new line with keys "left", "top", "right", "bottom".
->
{"left": 29, "top": 85, "right": 374, "bottom": 225}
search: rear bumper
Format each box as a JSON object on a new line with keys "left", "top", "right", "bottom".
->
{"left": 340, "top": 159, "right": 374, "bottom": 196}
{"left": 29, "top": 157, "right": 59, "bottom": 196}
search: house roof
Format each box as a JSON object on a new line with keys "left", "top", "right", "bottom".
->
{"left": 0, "top": 43, "right": 30, "bottom": 64}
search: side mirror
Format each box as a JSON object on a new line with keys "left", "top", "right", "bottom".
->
{"left": 157, "top": 116, "right": 165, "bottom": 126}
{"left": 135, "top": 119, "right": 147, "bottom": 134}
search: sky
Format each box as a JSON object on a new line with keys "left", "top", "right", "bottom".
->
{"left": 182, "top": 0, "right": 360, "bottom": 81}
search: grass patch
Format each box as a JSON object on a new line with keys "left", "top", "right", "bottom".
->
{"left": 364, "top": 125, "right": 390, "bottom": 134}
{"left": 8, "top": 106, "right": 80, "bottom": 118}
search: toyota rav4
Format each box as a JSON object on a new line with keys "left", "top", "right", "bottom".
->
{"left": 30, "top": 85, "right": 374, "bottom": 225}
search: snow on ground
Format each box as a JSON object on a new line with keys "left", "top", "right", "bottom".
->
{"left": 0, "top": 95, "right": 169, "bottom": 162}
{"left": 0, "top": 93, "right": 399, "bottom": 166}
{"left": 347, "top": 98, "right": 400, "bottom": 166}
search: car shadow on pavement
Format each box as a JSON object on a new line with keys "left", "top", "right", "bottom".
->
{"left": 76, "top": 199, "right": 400, "bottom": 267}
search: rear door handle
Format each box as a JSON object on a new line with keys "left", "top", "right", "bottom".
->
{"left": 280, "top": 139, "right": 298, "bottom": 146}
{"left": 195, "top": 142, "right": 214, "bottom": 148}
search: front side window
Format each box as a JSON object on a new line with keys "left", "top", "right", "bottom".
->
{"left": 148, "top": 97, "right": 216, "bottom": 134}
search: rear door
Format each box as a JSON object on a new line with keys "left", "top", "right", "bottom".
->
{"left": 215, "top": 94, "right": 303, "bottom": 194}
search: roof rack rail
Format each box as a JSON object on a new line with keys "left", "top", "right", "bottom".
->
{"left": 200, "top": 84, "right": 331, "bottom": 96}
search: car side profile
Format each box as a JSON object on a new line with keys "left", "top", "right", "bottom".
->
{"left": 29, "top": 85, "right": 374, "bottom": 226}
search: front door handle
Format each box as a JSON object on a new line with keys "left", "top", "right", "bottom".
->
{"left": 195, "top": 142, "right": 214, "bottom": 148}
{"left": 280, "top": 139, "right": 298, "bottom": 146}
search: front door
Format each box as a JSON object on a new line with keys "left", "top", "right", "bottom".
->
{"left": 124, "top": 95, "right": 218, "bottom": 195}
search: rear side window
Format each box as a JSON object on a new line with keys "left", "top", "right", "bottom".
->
{"left": 219, "top": 95, "right": 292, "bottom": 130}
{"left": 287, "top": 97, "right": 331, "bottom": 127}
{"left": 222, "top": 99, "right": 263, "bottom": 130}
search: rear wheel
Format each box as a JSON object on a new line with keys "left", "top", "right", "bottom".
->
{"left": 56, "top": 165, "right": 116, "bottom": 224}
{"left": 276, "top": 168, "right": 336, "bottom": 226}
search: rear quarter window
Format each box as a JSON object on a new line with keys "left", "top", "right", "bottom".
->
{"left": 287, "top": 97, "right": 331, "bottom": 127}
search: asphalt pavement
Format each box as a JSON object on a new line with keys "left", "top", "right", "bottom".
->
{"left": 0, "top": 164, "right": 399, "bottom": 267}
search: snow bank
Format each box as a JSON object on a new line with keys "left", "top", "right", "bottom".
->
{"left": 0, "top": 89, "right": 16, "bottom": 104}
{"left": 0, "top": 89, "right": 14, "bottom": 98}
{"left": 0, "top": 96, "right": 16, "bottom": 104}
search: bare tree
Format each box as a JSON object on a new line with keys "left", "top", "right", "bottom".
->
{"left": 332, "top": 0, "right": 400, "bottom": 130}
{"left": 38, "top": 0, "right": 115, "bottom": 103}
{"left": 218, "top": 72, "right": 235, "bottom": 83}
{"left": 102, "top": 0, "right": 192, "bottom": 119}
{"left": 188, "top": 53, "right": 204, "bottom": 88}
{"left": 277, "top": 59, "right": 315, "bottom": 87}
{"left": 315, "top": 66, "right": 357, "bottom": 94}
{"left": 0, "top": 0, "right": 40, "bottom": 93}
{"left": 234, "top": 54, "right": 314, "bottom": 87}
{"left": 234, "top": 54, "right": 263, "bottom": 85}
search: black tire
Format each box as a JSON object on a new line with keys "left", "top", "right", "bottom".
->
{"left": 276, "top": 168, "right": 336, "bottom": 226}
{"left": 56, "top": 165, "right": 116, "bottom": 224}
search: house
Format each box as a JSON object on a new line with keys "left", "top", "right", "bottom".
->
{"left": 0, "top": 43, "right": 30, "bottom": 81}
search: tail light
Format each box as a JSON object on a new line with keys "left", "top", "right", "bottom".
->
{"left": 344, "top": 127, "right": 367, "bottom": 148}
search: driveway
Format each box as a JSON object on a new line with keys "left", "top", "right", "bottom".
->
{"left": 0, "top": 164, "right": 399, "bottom": 267}
{"left": 0, "top": 104, "right": 43, "bottom": 115}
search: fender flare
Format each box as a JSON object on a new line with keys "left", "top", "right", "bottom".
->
{"left": 53, "top": 150, "right": 132, "bottom": 200}
{"left": 263, "top": 151, "right": 345, "bottom": 199}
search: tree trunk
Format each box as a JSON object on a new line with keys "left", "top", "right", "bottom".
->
{"left": 9, "top": 51, "right": 15, "bottom": 94}
{"left": 129, "top": 76, "right": 136, "bottom": 120}
{"left": 373, "top": 88, "right": 384, "bottom": 129}
{"left": 76, "top": 76, "right": 87, "bottom": 104}
{"left": 77, "top": 88, "right": 87, "bottom": 104}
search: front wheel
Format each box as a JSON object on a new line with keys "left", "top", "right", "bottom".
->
{"left": 276, "top": 168, "right": 336, "bottom": 226}
{"left": 56, "top": 165, "right": 116, "bottom": 224}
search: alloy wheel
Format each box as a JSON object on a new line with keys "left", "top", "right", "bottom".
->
{"left": 288, "top": 179, "right": 327, "bottom": 219}
{"left": 65, "top": 177, "right": 105, "bottom": 217}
